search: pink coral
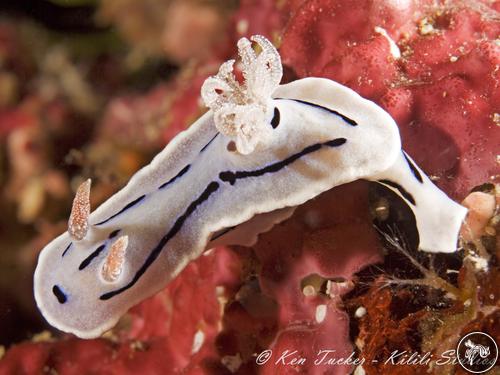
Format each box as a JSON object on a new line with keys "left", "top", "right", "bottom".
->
{"left": 248, "top": 182, "right": 381, "bottom": 374}
{"left": 280, "top": 0, "right": 500, "bottom": 200}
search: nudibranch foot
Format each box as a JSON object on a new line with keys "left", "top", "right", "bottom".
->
{"left": 208, "top": 206, "right": 296, "bottom": 248}
{"left": 34, "top": 35, "right": 466, "bottom": 339}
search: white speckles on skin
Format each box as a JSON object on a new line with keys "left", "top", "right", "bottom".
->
{"left": 374, "top": 26, "right": 401, "bottom": 59}
{"left": 315, "top": 304, "right": 327, "bottom": 323}
{"left": 450, "top": 55, "right": 459, "bottom": 62}
{"left": 354, "top": 306, "right": 367, "bottom": 318}
{"left": 68, "top": 179, "right": 91, "bottom": 241}
{"left": 191, "top": 329, "right": 205, "bottom": 354}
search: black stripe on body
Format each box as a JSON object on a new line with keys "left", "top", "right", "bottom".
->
{"left": 108, "top": 229, "right": 121, "bottom": 239}
{"left": 219, "top": 138, "right": 347, "bottom": 185}
{"left": 276, "top": 98, "right": 358, "bottom": 126}
{"left": 79, "top": 244, "right": 106, "bottom": 270}
{"left": 77, "top": 230, "right": 121, "bottom": 270}
{"left": 62, "top": 243, "right": 72, "bottom": 257}
{"left": 271, "top": 107, "right": 280, "bottom": 128}
{"left": 52, "top": 285, "right": 67, "bottom": 304}
{"left": 403, "top": 152, "right": 423, "bottom": 184}
{"left": 159, "top": 165, "right": 191, "bottom": 190}
{"left": 200, "top": 134, "right": 218, "bottom": 153}
{"left": 100, "top": 137, "right": 348, "bottom": 300}
{"left": 100, "top": 181, "right": 220, "bottom": 300}
{"left": 95, "top": 195, "right": 146, "bottom": 226}
{"left": 378, "top": 179, "right": 416, "bottom": 206}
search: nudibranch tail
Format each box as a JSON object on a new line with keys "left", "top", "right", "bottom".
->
{"left": 68, "top": 179, "right": 91, "bottom": 241}
{"left": 371, "top": 152, "right": 467, "bottom": 253}
{"left": 101, "top": 235, "right": 128, "bottom": 283}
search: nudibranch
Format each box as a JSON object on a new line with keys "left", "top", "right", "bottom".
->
{"left": 34, "top": 35, "right": 467, "bottom": 338}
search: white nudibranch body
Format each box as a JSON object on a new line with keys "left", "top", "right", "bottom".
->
{"left": 34, "top": 35, "right": 467, "bottom": 339}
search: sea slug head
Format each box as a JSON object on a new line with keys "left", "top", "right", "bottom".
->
{"left": 34, "top": 179, "right": 137, "bottom": 338}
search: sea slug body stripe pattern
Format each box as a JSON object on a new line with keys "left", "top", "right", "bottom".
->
{"left": 159, "top": 165, "right": 191, "bottom": 190}
{"left": 79, "top": 244, "right": 107, "bottom": 270}
{"left": 271, "top": 108, "right": 280, "bottom": 128}
{"left": 100, "top": 181, "right": 220, "bottom": 300}
{"left": 75, "top": 230, "right": 122, "bottom": 270}
{"left": 92, "top": 102, "right": 352, "bottom": 228}
{"left": 378, "top": 179, "right": 416, "bottom": 205}
{"left": 108, "top": 229, "right": 121, "bottom": 239}
{"left": 94, "top": 159, "right": 193, "bottom": 226}
{"left": 52, "top": 285, "right": 67, "bottom": 304}
{"left": 61, "top": 243, "right": 72, "bottom": 257}
{"left": 219, "top": 138, "right": 347, "bottom": 185}
{"left": 99, "top": 138, "right": 347, "bottom": 300}
{"left": 200, "top": 134, "right": 218, "bottom": 153}
{"left": 276, "top": 98, "right": 358, "bottom": 126}
{"left": 95, "top": 195, "right": 146, "bottom": 226}
{"left": 402, "top": 151, "right": 423, "bottom": 183}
